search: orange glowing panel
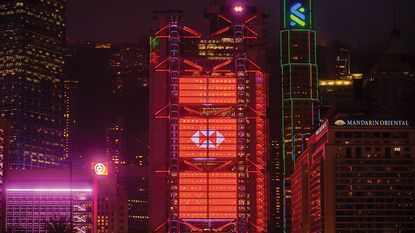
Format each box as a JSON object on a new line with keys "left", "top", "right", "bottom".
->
{"left": 90, "top": 162, "right": 108, "bottom": 176}
{"left": 233, "top": 6, "right": 244, "bottom": 12}
{"left": 179, "top": 118, "right": 236, "bottom": 158}
{"left": 179, "top": 76, "right": 236, "bottom": 104}
{"left": 179, "top": 172, "right": 237, "bottom": 220}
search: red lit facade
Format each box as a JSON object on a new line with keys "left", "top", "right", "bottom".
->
{"left": 179, "top": 172, "right": 237, "bottom": 220}
{"left": 179, "top": 76, "right": 237, "bottom": 105}
{"left": 179, "top": 118, "right": 236, "bottom": 159}
{"left": 149, "top": 3, "right": 268, "bottom": 233}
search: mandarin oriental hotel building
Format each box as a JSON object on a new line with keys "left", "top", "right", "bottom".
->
{"left": 5, "top": 169, "right": 96, "bottom": 233}
{"left": 291, "top": 118, "right": 415, "bottom": 233}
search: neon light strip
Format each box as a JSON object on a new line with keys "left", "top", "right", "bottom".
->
{"left": 218, "top": 15, "right": 232, "bottom": 24}
{"left": 290, "top": 14, "right": 305, "bottom": 27}
{"left": 280, "top": 29, "right": 314, "bottom": 33}
{"left": 244, "top": 15, "right": 257, "bottom": 24}
{"left": 283, "top": 0, "right": 287, "bottom": 28}
{"left": 155, "top": 25, "right": 169, "bottom": 36}
{"left": 183, "top": 219, "right": 236, "bottom": 222}
{"left": 182, "top": 26, "right": 202, "bottom": 37}
{"left": 281, "top": 63, "right": 317, "bottom": 67}
{"left": 309, "top": 0, "right": 313, "bottom": 27}
{"left": 283, "top": 98, "right": 319, "bottom": 102}
{"left": 7, "top": 188, "right": 93, "bottom": 192}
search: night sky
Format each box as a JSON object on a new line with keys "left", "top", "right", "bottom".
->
{"left": 67, "top": 0, "right": 415, "bottom": 51}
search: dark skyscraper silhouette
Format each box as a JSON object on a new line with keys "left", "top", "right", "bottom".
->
{"left": 364, "top": 30, "right": 415, "bottom": 119}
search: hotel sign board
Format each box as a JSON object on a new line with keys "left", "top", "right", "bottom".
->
{"left": 334, "top": 119, "right": 410, "bottom": 127}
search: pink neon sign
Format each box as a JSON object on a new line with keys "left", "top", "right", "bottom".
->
{"left": 7, "top": 188, "right": 92, "bottom": 192}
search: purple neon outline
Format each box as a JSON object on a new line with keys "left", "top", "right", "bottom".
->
{"left": 6, "top": 188, "right": 93, "bottom": 192}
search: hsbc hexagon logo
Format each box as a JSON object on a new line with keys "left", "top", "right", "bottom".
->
{"left": 191, "top": 130, "right": 225, "bottom": 148}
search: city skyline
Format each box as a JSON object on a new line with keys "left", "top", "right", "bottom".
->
{"left": 63, "top": 0, "right": 415, "bottom": 160}
{"left": 0, "top": 0, "right": 414, "bottom": 232}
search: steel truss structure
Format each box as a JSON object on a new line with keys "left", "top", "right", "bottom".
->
{"left": 150, "top": 9, "right": 268, "bottom": 233}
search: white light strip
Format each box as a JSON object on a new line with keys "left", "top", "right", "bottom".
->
{"left": 7, "top": 188, "right": 92, "bottom": 192}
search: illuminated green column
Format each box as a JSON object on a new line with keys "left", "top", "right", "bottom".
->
{"left": 280, "top": 0, "right": 319, "bottom": 232}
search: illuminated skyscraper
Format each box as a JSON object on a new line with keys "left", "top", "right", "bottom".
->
{"left": 149, "top": 2, "right": 269, "bottom": 232}
{"left": 63, "top": 80, "right": 79, "bottom": 160}
{"left": 280, "top": 0, "right": 319, "bottom": 231}
{"left": 0, "top": 0, "right": 65, "bottom": 168}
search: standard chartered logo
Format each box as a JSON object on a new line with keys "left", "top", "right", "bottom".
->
{"left": 290, "top": 2, "right": 306, "bottom": 27}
